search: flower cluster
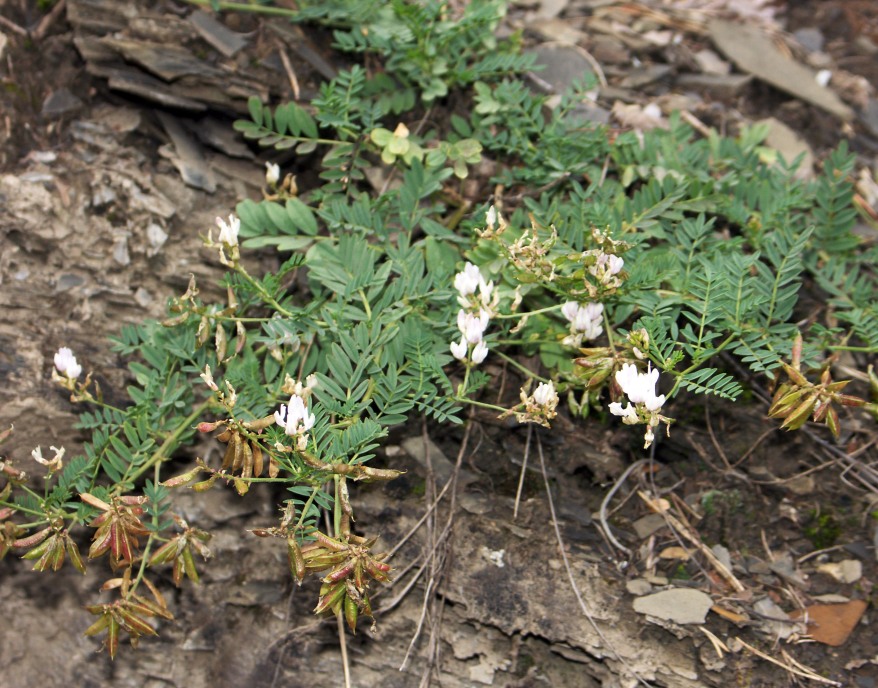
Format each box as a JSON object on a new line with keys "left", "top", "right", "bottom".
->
{"left": 584, "top": 249, "right": 625, "bottom": 293}
{"left": 609, "top": 363, "right": 671, "bottom": 448}
{"left": 275, "top": 375, "right": 318, "bottom": 451}
{"left": 505, "top": 381, "right": 559, "bottom": 427}
{"left": 561, "top": 301, "right": 603, "bottom": 347}
{"left": 450, "top": 262, "right": 495, "bottom": 365}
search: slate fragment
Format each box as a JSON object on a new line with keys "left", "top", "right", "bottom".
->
{"left": 632, "top": 588, "right": 713, "bottom": 625}
{"left": 709, "top": 19, "right": 853, "bottom": 120}
{"left": 189, "top": 10, "right": 250, "bottom": 58}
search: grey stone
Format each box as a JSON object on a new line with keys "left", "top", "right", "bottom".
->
{"left": 633, "top": 588, "right": 713, "bottom": 624}
{"left": 793, "top": 28, "right": 824, "bottom": 53}
{"left": 41, "top": 88, "right": 84, "bottom": 118}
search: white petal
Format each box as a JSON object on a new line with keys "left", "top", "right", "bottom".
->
{"left": 450, "top": 337, "right": 468, "bottom": 361}
{"left": 471, "top": 340, "right": 489, "bottom": 364}
{"left": 561, "top": 301, "right": 580, "bottom": 323}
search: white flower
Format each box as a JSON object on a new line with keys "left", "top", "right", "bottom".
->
{"left": 275, "top": 394, "right": 315, "bottom": 438}
{"left": 450, "top": 337, "right": 468, "bottom": 361}
{"left": 486, "top": 205, "right": 497, "bottom": 228}
{"left": 609, "top": 401, "right": 637, "bottom": 421}
{"left": 562, "top": 302, "right": 604, "bottom": 341}
{"left": 216, "top": 214, "right": 240, "bottom": 247}
{"left": 265, "top": 162, "right": 280, "bottom": 186}
{"left": 471, "top": 340, "right": 489, "bottom": 364}
{"left": 457, "top": 309, "right": 489, "bottom": 344}
{"left": 533, "top": 381, "right": 557, "bottom": 407}
{"left": 615, "top": 363, "right": 665, "bottom": 411}
{"left": 54, "top": 347, "right": 82, "bottom": 379}
{"left": 32, "top": 445, "right": 65, "bottom": 471}
{"left": 454, "top": 262, "right": 482, "bottom": 298}
{"left": 606, "top": 255, "right": 624, "bottom": 275}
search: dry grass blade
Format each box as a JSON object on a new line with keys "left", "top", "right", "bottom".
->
{"left": 637, "top": 490, "right": 746, "bottom": 592}
{"left": 734, "top": 636, "right": 842, "bottom": 686}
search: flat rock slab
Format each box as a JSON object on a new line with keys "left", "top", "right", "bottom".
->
{"left": 633, "top": 588, "right": 713, "bottom": 625}
{"left": 709, "top": 19, "right": 853, "bottom": 120}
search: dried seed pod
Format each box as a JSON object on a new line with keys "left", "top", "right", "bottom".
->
{"left": 240, "top": 439, "right": 254, "bottom": 480}
{"left": 251, "top": 442, "right": 264, "bottom": 478}
{"left": 230, "top": 433, "right": 244, "bottom": 473}
{"left": 288, "top": 537, "right": 306, "bottom": 584}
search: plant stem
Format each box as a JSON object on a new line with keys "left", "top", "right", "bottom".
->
{"left": 180, "top": 0, "right": 300, "bottom": 17}
{"left": 123, "top": 400, "right": 213, "bottom": 489}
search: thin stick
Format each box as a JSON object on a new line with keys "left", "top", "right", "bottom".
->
{"left": 512, "top": 424, "right": 532, "bottom": 519}
{"left": 734, "top": 637, "right": 842, "bottom": 686}
{"left": 537, "top": 436, "right": 654, "bottom": 687}
{"left": 0, "top": 15, "right": 27, "bottom": 36}
{"left": 598, "top": 459, "right": 654, "bottom": 556}
{"left": 277, "top": 45, "right": 301, "bottom": 101}
{"left": 638, "top": 490, "right": 746, "bottom": 592}
{"left": 337, "top": 612, "right": 352, "bottom": 688}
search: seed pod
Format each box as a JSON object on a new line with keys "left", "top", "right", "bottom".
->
{"left": 251, "top": 442, "right": 264, "bottom": 478}
{"left": 323, "top": 559, "right": 356, "bottom": 584}
{"left": 304, "top": 552, "right": 348, "bottom": 571}
{"left": 80, "top": 493, "right": 112, "bottom": 512}
{"left": 191, "top": 474, "right": 220, "bottom": 492}
{"left": 66, "top": 536, "right": 86, "bottom": 574}
{"left": 240, "top": 439, "right": 254, "bottom": 480}
{"left": 288, "top": 537, "right": 306, "bottom": 584}
{"left": 182, "top": 547, "right": 199, "bottom": 584}
{"left": 221, "top": 436, "right": 237, "bottom": 471}
{"left": 353, "top": 558, "right": 366, "bottom": 591}
{"left": 118, "top": 608, "right": 157, "bottom": 637}
{"left": 363, "top": 557, "right": 391, "bottom": 583}
{"left": 21, "top": 535, "right": 53, "bottom": 561}
{"left": 780, "top": 393, "right": 818, "bottom": 431}
{"left": 161, "top": 466, "right": 204, "bottom": 488}
{"left": 106, "top": 615, "right": 120, "bottom": 659}
{"left": 231, "top": 433, "right": 245, "bottom": 473}
{"left": 344, "top": 592, "right": 359, "bottom": 633}
{"left": 268, "top": 453, "right": 280, "bottom": 479}
{"left": 13, "top": 526, "right": 52, "bottom": 549}
{"left": 314, "top": 581, "right": 347, "bottom": 615}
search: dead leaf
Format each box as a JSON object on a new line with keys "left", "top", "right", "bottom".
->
{"left": 659, "top": 546, "right": 691, "bottom": 561}
{"left": 790, "top": 600, "right": 868, "bottom": 646}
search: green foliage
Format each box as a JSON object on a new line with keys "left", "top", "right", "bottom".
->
{"left": 2, "top": 0, "right": 876, "bottom": 660}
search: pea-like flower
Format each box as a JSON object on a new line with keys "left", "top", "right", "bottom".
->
{"left": 533, "top": 381, "right": 558, "bottom": 409}
{"left": 265, "top": 162, "right": 280, "bottom": 187}
{"left": 505, "top": 380, "right": 559, "bottom": 427}
{"left": 275, "top": 394, "right": 316, "bottom": 451}
{"left": 614, "top": 363, "right": 665, "bottom": 411}
{"left": 216, "top": 214, "right": 240, "bottom": 247}
{"left": 561, "top": 301, "right": 604, "bottom": 346}
{"left": 54, "top": 347, "right": 82, "bottom": 379}
{"left": 457, "top": 309, "right": 489, "bottom": 344}
{"left": 609, "top": 363, "right": 670, "bottom": 448}
{"left": 588, "top": 251, "right": 625, "bottom": 290}
{"left": 32, "top": 445, "right": 65, "bottom": 473}
{"left": 451, "top": 262, "right": 495, "bottom": 366}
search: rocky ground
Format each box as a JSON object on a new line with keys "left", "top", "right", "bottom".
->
{"left": 1, "top": 1, "right": 878, "bottom": 687}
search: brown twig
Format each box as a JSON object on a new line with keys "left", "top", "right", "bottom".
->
{"left": 638, "top": 490, "right": 746, "bottom": 592}
{"left": 32, "top": 0, "right": 67, "bottom": 41}
{"left": 734, "top": 636, "right": 842, "bottom": 686}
